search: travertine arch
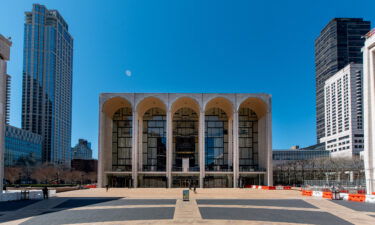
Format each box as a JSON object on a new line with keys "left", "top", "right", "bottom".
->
{"left": 238, "top": 97, "right": 268, "bottom": 118}
{"left": 102, "top": 96, "right": 132, "bottom": 118}
{"left": 204, "top": 97, "right": 234, "bottom": 117}
{"left": 171, "top": 97, "right": 201, "bottom": 115}
{"left": 136, "top": 96, "right": 167, "bottom": 117}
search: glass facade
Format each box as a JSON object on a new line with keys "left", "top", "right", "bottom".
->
{"left": 239, "top": 108, "right": 260, "bottom": 171}
{"left": 205, "top": 108, "right": 229, "bottom": 171}
{"left": 22, "top": 4, "right": 73, "bottom": 165}
{"left": 173, "top": 108, "right": 199, "bottom": 171}
{"left": 4, "top": 125, "right": 42, "bottom": 167}
{"left": 112, "top": 108, "right": 132, "bottom": 172}
{"left": 142, "top": 108, "right": 167, "bottom": 171}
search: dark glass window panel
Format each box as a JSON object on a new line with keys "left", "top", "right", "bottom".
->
{"left": 239, "top": 108, "right": 259, "bottom": 171}
{"left": 143, "top": 108, "right": 167, "bottom": 171}
{"left": 112, "top": 107, "right": 132, "bottom": 172}
{"left": 205, "top": 108, "right": 229, "bottom": 171}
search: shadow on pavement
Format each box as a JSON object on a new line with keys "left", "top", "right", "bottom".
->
{"left": 0, "top": 197, "right": 121, "bottom": 223}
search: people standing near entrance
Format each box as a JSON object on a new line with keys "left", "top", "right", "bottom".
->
{"left": 188, "top": 180, "right": 192, "bottom": 190}
{"left": 42, "top": 186, "right": 49, "bottom": 199}
{"left": 105, "top": 184, "right": 109, "bottom": 192}
{"left": 193, "top": 185, "right": 197, "bottom": 194}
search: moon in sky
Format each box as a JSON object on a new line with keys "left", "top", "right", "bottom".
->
{"left": 125, "top": 70, "right": 132, "bottom": 77}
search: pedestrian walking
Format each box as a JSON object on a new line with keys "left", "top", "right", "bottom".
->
{"left": 193, "top": 185, "right": 197, "bottom": 194}
{"left": 105, "top": 184, "right": 109, "bottom": 192}
{"left": 42, "top": 186, "right": 49, "bottom": 199}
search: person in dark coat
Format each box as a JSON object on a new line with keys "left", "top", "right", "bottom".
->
{"left": 42, "top": 186, "right": 49, "bottom": 199}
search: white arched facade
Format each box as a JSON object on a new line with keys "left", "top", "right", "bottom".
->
{"left": 98, "top": 93, "right": 272, "bottom": 188}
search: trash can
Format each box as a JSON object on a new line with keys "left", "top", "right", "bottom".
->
{"left": 183, "top": 189, "right": 189, "bottom": 201}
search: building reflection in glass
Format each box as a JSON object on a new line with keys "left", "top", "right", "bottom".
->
{"left": 205, "top": 108, "right": 229, "bottom": 171}
{"left": 172, "top": 108, "right": 199, "bottom": 171}
{"left": 142, "top": 108, "right": 166, "bottom": 171}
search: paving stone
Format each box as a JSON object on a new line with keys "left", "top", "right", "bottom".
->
{"left": 199, "top": 207, "right": 353, "bottom": 225}
{"left": 330, "top": 200, "right": 375, "bottom": 212}
{"left": 197, "top": 199, "right": 317, "bottom": 208}
{"left": 21, "top": 207, "right": 175, "bottom": 225}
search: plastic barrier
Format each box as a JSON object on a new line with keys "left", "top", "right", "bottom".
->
{"left": 302, "top": 190, "right": 312, "bottom": 196}
{"left": 322, "top": 192, "right": 332, "bottom": 199}
{"left": 365, "top": 195, "right": 375, "bottom": 203}
{"left": 283, "top": 186, "right": 292, "bottom": 190}
{"left": 340, "top": 193, "right": 349, "bottom": 201}
{"left": 262, "top": 186, "right": 276, "bottom": 190}
{"left": 348, "top": 194, "right": 366, "bottom": 202}
{"left": 312, "top": 191, "right": 323, "bottom": 197}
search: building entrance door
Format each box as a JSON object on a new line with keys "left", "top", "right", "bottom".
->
{"left": 172, "top": 176, "right": 199, "bottom": 188}
{"left": 204, "top": 176, "right": 230, "bottom": 188}
{"left": 108, "top": 175, "right": 132, "bottom": 188}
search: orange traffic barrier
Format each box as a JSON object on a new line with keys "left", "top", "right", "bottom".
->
{"left": 348, "top": 194, "right": 366, "bottom": 202}
{"left": 283, "top": 186, "right": 291, "bottom": 190}
{"left": 262, "top": 186, "right": 276, "bottom": 190}
{"left": 322, "top": 192, "right": 332, "bottom": 199}
{"left": 302, "top": 190, "right": 312, "bottom": 196}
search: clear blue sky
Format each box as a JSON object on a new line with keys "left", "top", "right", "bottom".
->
{"left": 1, "top": 0, "right": 375, "bottom": 159}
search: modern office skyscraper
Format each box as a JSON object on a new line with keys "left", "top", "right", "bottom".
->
{"left": 315, "top": 18, "right": 370, "bottom": 142}
{"left": 22, "top": 4, "right": 73, "bottom": 166}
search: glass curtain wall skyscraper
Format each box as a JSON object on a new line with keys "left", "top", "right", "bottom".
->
{"left": 22, "top": 4, "right": 73, "bottom": 166}
{"left": 315, "top": 18, "right": 370, "bottom": 142}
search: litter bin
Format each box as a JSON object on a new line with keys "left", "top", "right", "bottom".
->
{"left": 183, "top": 189, "right": 189, "bottom": 201}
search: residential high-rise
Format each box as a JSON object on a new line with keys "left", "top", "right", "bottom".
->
{"left": 315, "top": 18, "right": 370, "bottom": 142}
{"left": 320, "top": 63, "right": 364, "bottom": 157}
{"left": 5, "top": 74, "right": 10, "bottom": 124}
{"left": 22, "top": 4, "right": 73, "bottom": 166}
{"left": 0, "top": 34, "right": 12, "bottom": 195}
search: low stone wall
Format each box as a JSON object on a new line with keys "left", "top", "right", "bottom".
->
{"left": 0, "top": 189, "right": 56, "bottom": 202}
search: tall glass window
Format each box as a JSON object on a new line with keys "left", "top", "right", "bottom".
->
{"left": 239, "top": 108, "right": 259, "bottom": 171}
{"left": 173, "top": 108, "right": 199, "bottom": 171}
{"left": 142, "top": 108, "right": 166, "bottom": 171}
{"left": 112, "top": 107, "right": 132, "bottom": 171}
{"left": 205, "top": 108, "right": 229, "bottom": 171}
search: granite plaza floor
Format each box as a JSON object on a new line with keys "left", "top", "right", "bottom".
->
{"left": 1, "top": 188, "right": 375, "bottom": 224}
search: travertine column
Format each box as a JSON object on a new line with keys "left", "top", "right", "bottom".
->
{"left": 167, "top": 110, "right": 172, "bottom": 188}
{"left": 233, "top": 111, "right": 239, "bottom": 188}
{"left": 0, "top": 35, "right": 11, "bottom": 196}
{"left": 364, "top": 38, "right": 375, "bottom": 194}
{"left": 266, "top": 109, "right": 273, "bottom": 186}
{"left": 98, "top": 111, "right": 105, "bottom": 187}
{"left": 199, "top": 111, "right": 205, "bottom": 188}
{"left": 132, "top": 111, "right": 138, "bottom": 187}
{"left": 0, "top": 60, "right": 6, "bottom": 194}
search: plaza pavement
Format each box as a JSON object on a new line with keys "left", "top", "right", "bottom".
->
{"left": 0, "top": 188, "right": 375, "bottom": 224}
